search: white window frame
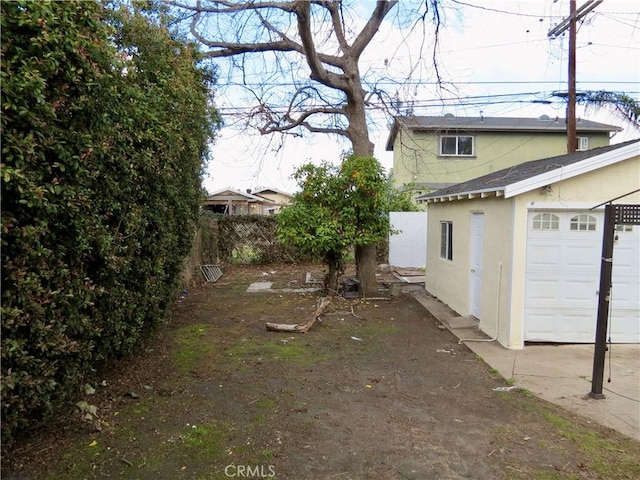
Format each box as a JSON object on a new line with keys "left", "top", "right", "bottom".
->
{"left": 576, "top": 136, "right": 589, "bottom": 151}
{"left": 532, "top": 213, "right": 560, "bottom": 231}
{"left": 570, "top": 214, "right": 597, "bottom": 231}
{"left": 439, "top": 135, "right": 475, "bottom": 157}
{"left": 440, "top": 221, "right": 453, "bottom": 260}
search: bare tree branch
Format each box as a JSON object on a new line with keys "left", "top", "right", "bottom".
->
{"left": 294, "top": 2, "right": 349, "bottom": 90}
{"left": 321, "top": 1, "right": 349, "bottom": 53}
{"left": 167, "top": 0, "right": 298, "bottom": 14}
{"left": 351, "top": 1, "right": 398, "bottom": 58}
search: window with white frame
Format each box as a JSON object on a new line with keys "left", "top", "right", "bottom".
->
{"left": 532, "top": 213, "right": 560, "bottom": 231}
{"left": 576, "top": 136, "right": 589, "bottom": 151}
{"left": 440, "top": 221, "right": 453, "bottom": 260}
{"left": 439, "top": 135, "right": 474, "bottom": 156}
{"left": 570, "top": 214, "right": 597, "bottom": 231}
{"left": 615, "top": 224, "right": 633, "bottom": 232}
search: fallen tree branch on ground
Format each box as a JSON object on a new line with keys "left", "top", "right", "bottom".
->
{"left": 266, "top": 297, "right": 331, "bottom": 333}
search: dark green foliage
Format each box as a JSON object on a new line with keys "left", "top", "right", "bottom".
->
{"left": 276, "top": 155, "right": 401, "bottom": 292}
{"left": 1, "top": 0, "right": 218, "bottom": 446}
{"left": 388, "top": 186, "right": 420, "bottom": 213}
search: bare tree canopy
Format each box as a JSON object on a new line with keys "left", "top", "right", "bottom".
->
{"left": 165, "top": 1, "right": 441, "bottom": 157}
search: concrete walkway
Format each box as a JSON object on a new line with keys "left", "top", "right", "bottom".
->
{"left": 411, "top": 289, "right": 640, "bottom": 441}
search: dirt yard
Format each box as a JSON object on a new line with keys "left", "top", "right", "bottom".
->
{"left": 3, "top": 264, "right": 639, "bottom": 480}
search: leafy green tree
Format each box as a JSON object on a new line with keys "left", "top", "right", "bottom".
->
{"left": 387, "top": 182, "right": 421, "bottom": 213}
{"left": 1, "top": 0, "right": 218, "bottom": 445}
{"left": 277, "top": 155, "right": 404, "bottom": 295}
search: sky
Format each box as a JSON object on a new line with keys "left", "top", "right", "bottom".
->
{"left": 199, "top": 1, "right": 640, "bottom": 195}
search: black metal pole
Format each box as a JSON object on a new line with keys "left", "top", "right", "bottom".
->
{"left": 589, "top": 204, "right": 615, "bottom": 399}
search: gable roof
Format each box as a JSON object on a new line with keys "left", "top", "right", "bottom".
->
{"left": 206, "top": 187, "right": 275, "bottom": 203}
{"left": 417, "top": 139, "right": 640, "bottom": 203}
{"left": 385, "top": 115, "right": 623, "bottom": 150}
{"left": 251, "top": 187, "right": 292, "bottom": 198}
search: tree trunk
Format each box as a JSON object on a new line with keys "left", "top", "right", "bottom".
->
{"left": 325, "top": 262, "right": 339, "bottom": 297}
{"left": 345, "top": 76, "right": 379, "bottom": 298}
{"left": 323, "top": 249, "right": 343, "bottom": 296}
{"left": 355, "top": 243, "right": 378, "bottom": 297}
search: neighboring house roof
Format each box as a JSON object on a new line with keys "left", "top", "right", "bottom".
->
{"left": 206, "top": 187, "right": 276, "bottom": 204}
{"left": 252, "top": 187, "right": 292, "bottom": 198}
{"left": 417, "top": 138, "right": 640, "bottom": 203}
{"left": 385, "top": 115, "right": 623, "bottom": 151}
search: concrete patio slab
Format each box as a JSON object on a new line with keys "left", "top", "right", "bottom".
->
{"left": 411, "top": 289, "right": 640, "bottom": 441}
{"left": 246, "top": 281, "right": 273, "bottom": 292}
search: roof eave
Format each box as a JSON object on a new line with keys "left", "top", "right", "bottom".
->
{"left": 407, "top": 125, "right": 620, "bottom": 134}
{"left": 418, "top": 187, "right": 506, "bottom": 203}
{"left": 504, "top": 141, "right": 640, "bottom": 198}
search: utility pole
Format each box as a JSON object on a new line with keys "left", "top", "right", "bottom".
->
{"left": 548, "top": 0, "right": 603, "bottom": 154}
{"left": 568, "top": 0, "right": 577, "bottom": 154}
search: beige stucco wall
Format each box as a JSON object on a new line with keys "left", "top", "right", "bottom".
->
{"left": 425, "top": 154, "right": 639, "bottom": 349}
{"left": 425, "top": 198, "right": 515, "bottom": 347}
{"left": 256, "top": 191, "right": 291, "bottom": 205}
{"left": 392, "top": 129, "right": 611, "bottom": 189}
{"left": 254, "top": 191, "right": 292, "bottom": 213}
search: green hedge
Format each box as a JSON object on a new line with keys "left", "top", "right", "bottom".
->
{"left": 1, "top": 0, "right": 218, "bottom": 446}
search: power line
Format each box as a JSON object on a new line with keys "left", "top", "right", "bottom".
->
{"left": 218, "top": 80, "right": 639, "bottom": 89}
{"left": 448, "top": 0, "right": 555, "bottom": 19}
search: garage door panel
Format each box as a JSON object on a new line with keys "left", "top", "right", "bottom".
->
{"left": 525, "top": 210, "right": 639, "bottom": 344}
{"left": 610, "top": 277, "right": 640, "bottom": 308}
{"left": 610, "top": 311, "right": 640, "bottom": 343}
{"left": 525, "top": 310, "right": 596, "bottom": 343}
{"left": 526, "top": 278, "right": 597, "bottom": 302}
{"left": 563, "top": 280, "right": 598, "bottom": 302}
{"left": 525, "top": 279, "right": 561, "bottom": 301}
{"left": 524, "top": 311, "right": 557, "bottom": 339}
{"left": 527, "top": 246, "right": 562, "bottom": 266}
{"left": 565, "top": 244, "right": 600, "bottom": 267}
{"left": 613, "top": 245, "right": 639, "bottom": 273}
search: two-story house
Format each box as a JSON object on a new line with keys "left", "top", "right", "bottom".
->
{"left": 386, "top": 114, "right": 622, "bottom": 194}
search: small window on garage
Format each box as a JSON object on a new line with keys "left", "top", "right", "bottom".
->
{"left": 532, "top": 213, "right": 559, "bottom": 231}
{"left": 615, "top": 225, "right": 633, "bottom": 232}
{"left": 440, "top": 221, "right": 453, "bottom": 260}
{"left": 570, "top": 214, "right": 597, "bottom": 231}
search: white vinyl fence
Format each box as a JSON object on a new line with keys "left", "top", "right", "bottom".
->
{"left": 389, "top": 212, "right": 428, "bottom": 268}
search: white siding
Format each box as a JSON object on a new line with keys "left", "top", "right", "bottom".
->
{"left": 389, "top": 212, "right": 428, "bottom": 268}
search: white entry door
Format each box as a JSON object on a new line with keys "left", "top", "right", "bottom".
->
{"left": 524, "top": 210, "right": 640, "bottom": 343}
{"left": 469, "top": 213, "right": 484, "bottom": 318}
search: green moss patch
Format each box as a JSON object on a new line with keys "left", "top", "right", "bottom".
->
{"left": 173, "top": 323, "right": 214, "bottom": 371}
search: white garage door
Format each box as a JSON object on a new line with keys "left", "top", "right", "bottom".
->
{"left": 524, "top": 210, "right": 640, "bottom": 343}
